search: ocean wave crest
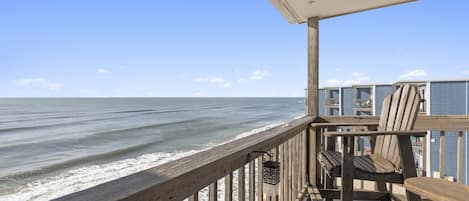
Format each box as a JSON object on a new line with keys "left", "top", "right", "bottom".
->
{"left": 0, "top": 151, "right": 197, "bottom": 201}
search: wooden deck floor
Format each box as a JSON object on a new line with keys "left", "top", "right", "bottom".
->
{"left": 332, "top": 179, "right": 430, "bottom": 201}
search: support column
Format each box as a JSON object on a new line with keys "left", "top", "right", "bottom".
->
{"left": 307, "top": 17, "right": 320, "bottom": 188}
{"left": 307, "top": 17, "right": 319, "bottom": 117}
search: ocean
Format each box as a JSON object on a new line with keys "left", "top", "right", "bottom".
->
{"left": 0, "top": 98, "right": 304, "bottom": 200}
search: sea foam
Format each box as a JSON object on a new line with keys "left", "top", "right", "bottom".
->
{"left": 0, "top": 151, "right": 196, "bottom": 201}
{"left": 0, "top": 121, "right": 289, "bottom": 201}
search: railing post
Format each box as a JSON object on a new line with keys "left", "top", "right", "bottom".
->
{"left": 457, "top": 131, "right": 464, "bottom": 183}
{"left": 307, "top": 16, "right": 319, "bottom": 117}
{"left": 308, "top": 126, "right": 321, "bottom": 187}
{"left": 341, "top": 136, "right": 354, "bottom": 201}
{"left": 439, "top": 131, "right": 445, "bottom": 179}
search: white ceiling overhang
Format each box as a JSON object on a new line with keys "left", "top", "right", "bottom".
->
{"left": 270, "top": 0, "right": 416, "bottom": 24}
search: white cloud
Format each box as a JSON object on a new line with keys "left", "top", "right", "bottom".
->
{"left": 324, "top": 72, "right": 370, "bottom": 87}
{"left": 462, "top": 69, "right": 469, "bottom": 75}
{"left": 343, "top": 79, "right": 362, "bottom": 86}
{"left": 15, "top": 78, "right": 62, "bottom": 91}
{"left": 326, "top": 79, "right": 341, "bottom": 86}
{"left": 210, "top": 77, "right": 225, "bottom": 83}
{"left": 194, "top": 77, "right": 208, "bottom": 83}
{"left": 237, "top": 78, "right": 249, "bottom": 83}
{"left": 250, "top": 69, "right": 270, "bottom": 80}
{"left": 194, "top": 77, "right": 225, "bottom": 84}
{"left": 236, "top": 69, "right": 270, "bottom": 84}
{"left": 97, "top": 68, "right": 111, "bottom": 74}
{"left": 399, "top": 69, "right": 427, "bottom": 79}
{"left": 221, "top": 83, "right": 231, "bottom": 88}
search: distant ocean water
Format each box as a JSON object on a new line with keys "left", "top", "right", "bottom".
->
{"left": 0, "top": 98, "right": 304, "bottom": 201}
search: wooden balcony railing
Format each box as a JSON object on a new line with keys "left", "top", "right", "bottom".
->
{"left": 53, "top": 115, "right": 469, "bottom": 201}
{"left": 322, "top": 115, "right": 469, "bottom": 185}
{"left": 54, "top": 116, "right": 315, "bottom": 201}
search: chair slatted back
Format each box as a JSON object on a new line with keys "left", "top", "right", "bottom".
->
{"left": 373, "top": 84, "right": 421, "bottom": 168}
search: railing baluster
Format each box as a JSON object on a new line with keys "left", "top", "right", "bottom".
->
{"left": 439, "top": 131, "right": 445, "bottom": 179}
{"left": 292, "top": 136, "right": 298, "bottom": 199}
{"left": 422, "top": 133, "right": 427, "bottom": 177}
{"left": 300, "top": 131, "right": 306, "bottom": 188}
{"left": 301, "top": 131, "right": 306, "bottom": 189}
{"left": 286, "top": 139, "right": 291, "bottom": 201}
{"left": 283, "top": 141, "right": 289, "bottom": 201}
{"left": 209, "top": 181, "right": 218, "bottom": 201}
{"left": 249, "top": 161, "right": 256, "bottom": 201}
{"left": 296, "top": 135, "right": 300, "bottom": 197}
{"left": 225, "top": 173, "right": 233, "bottom": 201}
{"left": 297, "top": 134, "right": 302, "bottom": 195}
{"left": 288, "top": 138, "right": 294, "bottom": 201}
{"left": 360, "top": 136, "right": 365, "bottom": 189}
{"left": 257, "top": 157, "right": 263, "bottom": 201}
{"left": 279, "top": 144, "right": 284, "bottom": 201}
{"left": 189, "top": 192, "right": 198, "bottom": 201}
{"left": 238, "top": 165, "right": 246, "bottom": 201}
{"left": 457, "top": 131, "right": 464, "bottom": 183}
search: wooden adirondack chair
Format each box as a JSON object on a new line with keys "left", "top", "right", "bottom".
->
{"left": 317, "top": 84, "right": 427, "bottom": 201}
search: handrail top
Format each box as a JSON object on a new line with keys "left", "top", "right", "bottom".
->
{"left": 324, "top": 130, "right": 427, "bottom": 137}
{"left": 323, "top": 115, "right": 469, "bottom": 131}
{"left": 311, "top": 122, "right": 378, "bottom": 128}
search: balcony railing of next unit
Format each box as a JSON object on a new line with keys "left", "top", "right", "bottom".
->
{"left": 53, "top": 115, "right": 469, "bottom": 201}
{"left": 326, "top": 98, "right": 340, "bottom": 106}
{"left": 353, "top": 98, "right": 373, "bottom": 109}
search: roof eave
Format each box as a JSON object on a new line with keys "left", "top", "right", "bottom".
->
{"left": 270, "top": 0, "right": 417, "bottom": 24}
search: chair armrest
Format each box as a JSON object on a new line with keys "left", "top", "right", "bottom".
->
{"left": 310, "top": 122, "right": 378, "bottom": 128}
{"left": 324, "top": 130, "right": 427, "bottom": 137}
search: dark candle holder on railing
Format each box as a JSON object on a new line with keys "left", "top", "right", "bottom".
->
{"left": 252, "top": 150, "right": 281, "bottom": 185}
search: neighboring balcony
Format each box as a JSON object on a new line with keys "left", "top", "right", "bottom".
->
{"left": 354, "top": 98, "right": 373, "bottom": 109}
{"left": 326, "top": 98, "right": 340, "bottom": 106}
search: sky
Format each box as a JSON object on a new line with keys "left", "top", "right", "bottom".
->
{"left": 1, "top": 0, "right": 468, "bottom": 97}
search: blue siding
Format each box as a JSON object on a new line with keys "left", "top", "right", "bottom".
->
{"left": 467, "top": 82, "right": 469, "bottom": 184}
{"left": 319, "top": 89, "right": 325, "bottom": 116}
{"left": 429, "top": 81, "right": 467, "bottom": 183}
{"left": 342, "top": 88, "right": 354, "bottom": 115}
{"left": 375, "top": 85, "right": 393, "bottom": 115}
{"left": 467, "top": 81, "right": 469, "bottom": 114}
{"left": 431, "top": 81, "right": 466, "bottom": 115}
{"left": 329, "top": 108, "right": 340, "bottom": 116}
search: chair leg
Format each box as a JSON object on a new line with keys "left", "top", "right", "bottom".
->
{"left": 375, "top": 176, "right": 387, "bottom": 192}
{"left": 325, "top": 175, "right": 334, "bottom": 188}
{"left": 405, "top": 191, "right": 422, "bottom": 201}
{"left": 325, "top": 175, "right": 334, "bottom": 201}
{"left": 397, "top": 136, "right": 422, "bottom": 201}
